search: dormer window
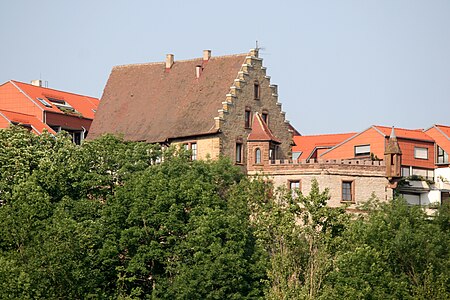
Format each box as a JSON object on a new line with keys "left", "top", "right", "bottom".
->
{"left": 254, "top": 82, "right": 260, "bottom": 100}
{"left": 46, "top": 97, "right": 76, "bottom": 113}
{"left": 37, "top": 97, "right": 52, "bottom": 108}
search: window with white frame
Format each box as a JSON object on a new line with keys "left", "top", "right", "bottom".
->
{"left": 255, "top": 148, "right": 261, "bottom": 164}
{"left": 414, "top": 147, "right": 428, "bottom": 159}
{"left": 354, "top": 144, "right": 370, "bottom": 157}
{"left": 191, "top": 143, "right": 197, "bottom": 160}
{"left": 289, "top": 180, "right": 301, "bottom": 197}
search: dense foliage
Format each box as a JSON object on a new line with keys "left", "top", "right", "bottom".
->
{"left": 0, "top": 127, "right": 449, "bottom": 299}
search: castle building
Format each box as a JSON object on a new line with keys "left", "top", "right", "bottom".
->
{"left": 89, "top": 49, "right": 449, "bottom": 208}
{"left": 88, "top": 49, "right": 293, "bottom": 170}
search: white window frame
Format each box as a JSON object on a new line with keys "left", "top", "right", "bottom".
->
{"left": 414, "top": 147, "right": 428, "bottom": 160}
{"left": 354, "top": 144, "right": 370, "bottom": 157}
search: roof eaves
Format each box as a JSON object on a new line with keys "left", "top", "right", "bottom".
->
{"left": 164, "top": 129, "right": 220, "bottom": 143}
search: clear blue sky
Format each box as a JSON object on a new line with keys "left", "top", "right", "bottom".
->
{"left": 1, "top": 0, "right": 449, "bottom": 134}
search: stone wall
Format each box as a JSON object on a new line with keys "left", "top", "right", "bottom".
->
{"left": 248, "top": 159, "right": 393, "bottom": 208}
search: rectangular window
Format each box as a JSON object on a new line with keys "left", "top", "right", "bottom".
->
{"left": 437, "top": 146, "right": 449, "bottom": 164}
{"left": 269, "top": 145, "right": 277, "bottom": 161}
{"left": 289, "top": 180, "right": 301, "bottom": 197}
{"left": 354, "top": 144, "right": 370, "bottom": 157}
{"left": 235, "top": 143, "right": 243, "bottom": 164}
{"left": 37, "top": 97, "right": 52, "bottom": 107}
{"left": 183, "top": 142, "right": 197, "bottom": 160}
{"left": 191, "top": 143, "right": 197, "bottom": 161}
{"left": 254, "top": 82, "right": 260, "bottom": 100}
{"left": 261, "top": 112, "right": 268, "bottom": 124}
{"left": 245, "top": 109, "right": 251, "bottom": 128}
{"left": 414, "top": 147, "right": 428, "bottom": 159}
{"left": 342, "top": 181, "right": 354, "bottom": 202}
{"left": 401, "top": 167, "right": 410, "bottom": 177}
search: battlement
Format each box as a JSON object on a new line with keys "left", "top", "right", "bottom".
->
{"left": 270, "top": 158, "right": 385, "bottom": 166}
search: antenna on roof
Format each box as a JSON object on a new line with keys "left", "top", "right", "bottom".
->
{"left": 255, "top": 40, "right": 267, "bottom": 55}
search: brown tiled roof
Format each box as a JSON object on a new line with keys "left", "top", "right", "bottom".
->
{"left": 89, "top": 53, "right": 248, "bottom": 142}
{"left": 248, "top": 112, "right": 281, "bottom": 143}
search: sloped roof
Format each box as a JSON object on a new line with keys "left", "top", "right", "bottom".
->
{"left": 0, "top": 109, "right": 56, "bottom": 135}
{"left": 11, "top": 80, "right": 99, "bottom": 119}
{"left": 89, "top": 53, "right": 248, "bottom": 142}
{"left": 248, "top": 112, "right": 281, "bottom": 143}
{"left": 425, "top": 124, "right": 450, "bottom": 154}
{"left": 293, "top": 132, "right": 356, "bottom": 160}
{"left": 373, "top": 125, "right": 433, "bottom": 142}
{"left": 435, "top": 124, "right": 450, "bottom": 138}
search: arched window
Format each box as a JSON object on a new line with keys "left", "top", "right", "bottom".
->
{"left": 255, "top": 148, "right": 261, "bottom": 164}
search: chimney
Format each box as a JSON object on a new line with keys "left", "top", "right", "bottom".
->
{"left": 196, "top": 65, "right": 202, "bottom": 78}
{"left": 31, "top": 79, "right": 42, "bottom": 87}
{"left": 203, "top": 50, "right": 211, "bottom": 61}
{"left": 166, "top": 54, "right": 174, "bottom": 69}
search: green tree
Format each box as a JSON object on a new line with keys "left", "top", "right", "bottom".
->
{"left": 321, "top": 198, "right": 450, "bottom": 300}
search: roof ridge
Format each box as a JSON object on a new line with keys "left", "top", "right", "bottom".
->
{"left": 373, "top": 124, "right": 424, "bottom": 132}
{"left": 10, "top": 80, "right": 98, "bottom": 99}
{"left": 295, "top": 132, "right": 357, "bottom": 138}
{"left": 113, "top": 53, "right": 249, "bottom": 70}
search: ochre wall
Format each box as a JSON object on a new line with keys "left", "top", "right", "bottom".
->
{"left": 172, "top": 136, "right": 221, "bottom": 161}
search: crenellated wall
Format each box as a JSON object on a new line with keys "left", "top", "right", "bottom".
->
{"left": 247, "top": 158, "right": 393, "bottom": 208}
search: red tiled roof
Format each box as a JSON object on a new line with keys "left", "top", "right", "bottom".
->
{"left": 373, "top": 125, "right": 433, "bottom": 142}
{"left": 0, "top": 109, "right": 56, "bottom": 135}
{"left": 11, "top": 80, "right": 99, "bottom": 120}
{"left": 435, "top": 124, "right": 450, "bottom": 139}
{"left": 293, "top": 132, "right": 356, "bottom": 160}
{"left": 425, "top": 124, "right": 450, "bottom": 154}
{"left": 248, "top": 112, "right": 281, "bottom": 143}
{"left": 88, "top": 53, "right": 248, "bottom": 142}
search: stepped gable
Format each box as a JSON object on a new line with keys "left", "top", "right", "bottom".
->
{"left": 248, "top": 112, "right": 280, "bottom": 143}
{"left": 89, "top": 52, "right": 248, "bottom": 142}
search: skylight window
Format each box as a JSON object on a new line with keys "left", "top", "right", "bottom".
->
{"left": 37, "top": 97, "right": 52, "bottom": 108}
{"left": 46, "top": 97, "right": 76, "bottom": 113}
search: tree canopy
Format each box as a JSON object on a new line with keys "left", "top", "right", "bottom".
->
{"left": 0, "top": 127, "right": 449, "bottom": 299}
